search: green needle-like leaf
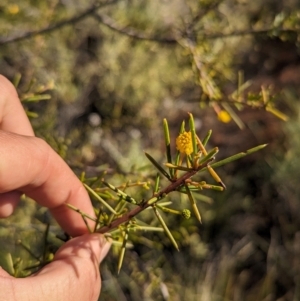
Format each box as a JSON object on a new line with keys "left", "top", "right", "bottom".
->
{"left": 198, "top": 147, "right": 219, "bottom": 165}
{"left": 202, "top": 129, "right": 212, "bottom": 147}
{"left": 107, "top": 199, "right": 127, "bottom": 225}
{"left": 207, "top": 166, "right": 226, "bottom": 189}
{"left": 201, "top": 183, "right": 225, "bottom": 191}
{"left": 117, "top": 228, "right": 129, "bottom": 274}
{"left": 94, "top": 207, "right": 103, "bottom": 232}
{"left": 173, "top": 121, "right": 186, "bottom": 172}
{"left": 153, "top": 206, "right": 179, "bottom": 251}
{"left": 221, "top": 102, "right": 245, "bottom": 129}
{"left": 66, "top": 202, "right": 97, "bottom": 222}
{"left": 22, "top": 94, "right": 51, "bottom": 102}
{"left": 84, "top": 184, "right": 118, "bottom": 214}
{"left": 0, "top": 251, "right": 14, "bottom": 276}
{"left": 145, "top": 152, "right": 172, "bottom": 181}
{"left": 163, "top": 118, "right": 172, "bottom": 166}
{"left": 80, "top": 171, "right": 85, "bottom": 182}
{"left": 266, "top": 106, "right": 288, "bottom": 121}
{"left": 203, "top": 144, "right": 268, "bottom": 170}
{"left": 154, "top": 173, "right": 160, "bottom": 193}
{"left": 164, "top": 162, "right": 194, "bottom": 172}
{"left": 115, "top": 198, "right": 127, "bottom": 215}
{"left": 135, "top": 226, "right": 164, "bottom": 232}
{"left": 185, "top": 184, "right": 202, "bottom": 223}
{"left": 196, "top": 135, "right": 225, "bottom": 187}
{"left": 188, "top": 113, "right": 197, "bottom": 158}
{"left": 42, "top": 224, "right": 50, "bottom": 263}
{"left": 25, "top": 110, "right": 39, "bottom": 118}
{"left": 101, "top": 181, "right": 136, "bottom": 204}
{"left": 18, "top": 240, "right": 40, "bottom": 261}
{"left": 156, "top": 204, "right": 182, "bottom": 215}
{"left": 179, "top": 120, "right": 185, "bottom": 134}
{"left": 81, "top": 214, "right": 92, "bottom": 233}
{"left": 13, "top": 73, "right": 21, "bottom": 88}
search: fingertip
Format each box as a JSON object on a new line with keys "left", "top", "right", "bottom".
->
{"left": 0, "top": 74, "right": 34, "bottom": 136}
{"left": 0, "top": 191, "right": 21, "bottom": 217}
{"left": 19, "top": 234, "right": 105, "bottom": 301}
{"left": 85, "top": 233, "right": 111, "bottom": 263}
{"left": 0, "top": 75, "right": 18, "bottom": 96}
{"left": 54, "top": 233, "right": 110, "bottom": 264}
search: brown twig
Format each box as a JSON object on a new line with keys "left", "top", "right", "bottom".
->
{"left": 96, "top": 159, "right": 213, "bottom": 234}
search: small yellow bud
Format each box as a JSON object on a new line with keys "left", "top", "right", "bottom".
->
{"left": 47, "top": 253, "right": 54, "bottom": 261}
{"left": 7, "top": 4, "right": 20, "bottom": 15}
{"left": 176, "top": 131, "right": 193, "bottom": 155}
{"left": 182, "top": 209, "right": 191, "bottom": 219}
{"left": 217, "top": 110, "right": 231, "bottom": 123}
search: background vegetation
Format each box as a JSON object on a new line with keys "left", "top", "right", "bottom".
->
{"left": 1, "top": 0, "right": 300, "bottom": 300}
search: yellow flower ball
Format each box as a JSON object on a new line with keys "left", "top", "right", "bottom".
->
{"left": 176, "top": 131, "right": 193, "bottom": 155}
{"left": 182, "top": 209, "right": 191, "bottom": 219}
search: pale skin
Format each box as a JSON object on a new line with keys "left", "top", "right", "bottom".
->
{"left": 0, "top": 75, "right": 110, "bottom": 301}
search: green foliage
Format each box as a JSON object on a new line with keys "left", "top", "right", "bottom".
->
{"left": 66, "top": 113, "right": 265, "bottom": 274}
{"left": 1, "top": 0, "right": 300, "bottom": 300}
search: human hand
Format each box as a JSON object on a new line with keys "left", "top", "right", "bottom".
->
{"left": 0, "top": 234, "right": 110, "bottom": 301}
{"left": 0, "top": 75, "right": 109, "bottom": 300}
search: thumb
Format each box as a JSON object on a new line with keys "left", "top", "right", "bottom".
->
{"left": 53, "top": 233, "right": 110, "bottom": 265}
{"left": 33, "top": 233, "right": 110, "bottom": 301}
{"left": 0, "top": 234, "right": 110, "bottom": 301}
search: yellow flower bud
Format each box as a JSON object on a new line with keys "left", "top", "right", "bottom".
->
{"left": 182, "top": 209, "right": 191, "bottom": 219}
{"left": 7, "top": 4, "right": 20, "bottom": 15}
{"left": 217, "top": 110, "right": 231, "bottom": 123}
{"left": 176, "top": 131, "right": 193, "bottom": 155}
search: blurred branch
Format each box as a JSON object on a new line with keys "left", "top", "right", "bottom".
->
{"left": 205, "top": 28, "right": 300, "bottom": 39}
{"left": 1, "top": 0, "right": 298, "bottom": 47}
{"left": 92, "top": 12, "right": 177, "bottom": 44}
{"left": 93, "top": 12, "right": 300, "bottom": 45}
{"left": 0, "top": 0, "right": 117, "bottom": 45}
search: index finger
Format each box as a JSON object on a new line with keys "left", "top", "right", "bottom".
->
{"left": 0, "top": 75, "right": 34, "bottom": 136}
{"left": 0, "top": 131, "right": 95, "bottom": 236}
{"left": 0, "top": 75, "right": 95, "bottom": 236}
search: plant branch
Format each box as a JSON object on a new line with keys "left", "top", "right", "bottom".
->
{"left": 0, "top": 0, "right": 116, "bottom": 45}
{"left": 205, "top": 28, "right": 300, "bottom": 39}
{"left": 92, "top": 12, "right": 177, "bottom": 44}
{"left": 96, "top": 159, "right": 213, "bottom": 234}
{"left": 1, "top": 1, "right": 297, "bottom": 48}
{"left": 94, "top": 9, "right": 299, "bottom": 45}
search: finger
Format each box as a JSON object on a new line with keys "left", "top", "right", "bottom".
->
{"left": 53, "top": 233, "right": 109, "bottom": 263}
{"left": 0, "top": 131, "right": 95, "bottom": 236}
{"left": 0, "top": 191, "right": 21, "bottom": 217}
{"left": 0, "top": 75, "right": 34, "bottom": 136}
{"left": 0, "top": 75, "right": 34, "bottom": 217}
{"left": 32, "top": 234, "right": 106, "bottom": 301}
{"left": 0, "top": 234, "right": 109, "bottom": 301}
